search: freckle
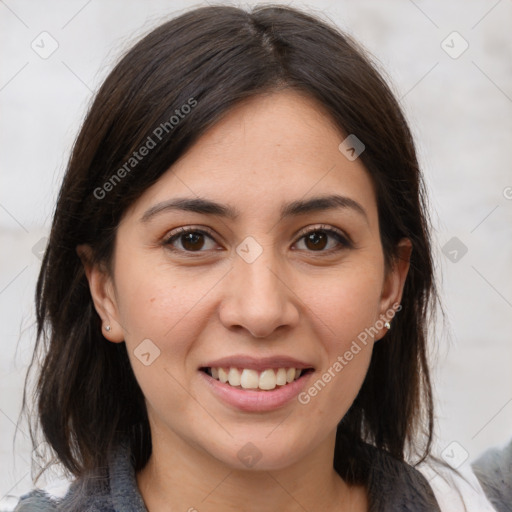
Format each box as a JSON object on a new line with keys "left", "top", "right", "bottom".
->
{"left": 150, "top": 297, "right": 155, "bottom": 303}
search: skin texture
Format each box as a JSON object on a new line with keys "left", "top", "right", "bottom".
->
{"left": 79, "top": 90, "right": 412, "bottom": 512}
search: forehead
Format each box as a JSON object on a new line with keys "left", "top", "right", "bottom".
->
{"left": 126, "top": 90, "right": 378, "bottom": 227}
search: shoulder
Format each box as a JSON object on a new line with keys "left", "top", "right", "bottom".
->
{"left": 14, "top": 468, "right": 112, "bottom": 512}
{"left": 14, "top": 482, "right": 115, "bottom": 512}
{"left": 14, "top": 483, "right": 114, "bottom": 512}
{"left": 14, "top": 489, "right": 57, "bottom": 511}
{"left": 471, "top": 438, "right": 512, "bottom": 512}
{"left": 362, "top": 443, "right": 442, "bottom": 511}
{"left": 14, "top": 441, "right": 146, "bottom": 512}
{"left": 418, "top": 459, "right": 497, "bottom": 512}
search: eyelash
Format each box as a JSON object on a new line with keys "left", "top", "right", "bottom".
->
{"left": 162, "top": 224, "right": 352, "bottom": 256}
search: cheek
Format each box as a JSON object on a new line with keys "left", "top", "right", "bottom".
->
{"left": 112, "top": 250, "right": 221, "bottom": 357}
{"left": 112, "top": 262, "right": 215, "bottom": 415}
{"left": 297, "top": 265, "right": 382, "bottom": 414}
{"left": 308, "top": 262, "right": 383, "bottom": 341}
{"left": 301, "top": 310, "right": 374, "bottom": 423}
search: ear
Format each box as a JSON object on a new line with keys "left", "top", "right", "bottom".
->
{"left": 76, "top": 244, "right": 124, "bottom": 343}
{"left": 376, "top": 238, "right": 412, "bottom": 340}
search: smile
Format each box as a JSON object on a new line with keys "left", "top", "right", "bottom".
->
{"left": 201, "top": 366, "right": 314, "bottom": 391}
{"left": 199, "top": 366, "right": 315, "bottom": 412}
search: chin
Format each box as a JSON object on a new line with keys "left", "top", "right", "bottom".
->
{"left": 205, "top": 437, "right": 309, "bottom": 472}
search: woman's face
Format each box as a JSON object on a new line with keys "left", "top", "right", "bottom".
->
{"left": 86, "top": 90, "right": 410, "bottom": 471}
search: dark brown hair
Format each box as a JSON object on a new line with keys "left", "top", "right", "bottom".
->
{"left": 23, "top": 3, "right": 440, "bottom": 485}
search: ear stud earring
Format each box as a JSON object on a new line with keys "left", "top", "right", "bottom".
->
{"left": 105, "top": 325, "right": 112, "bottom": 332}
{"left": 384, "top": 321, "right": 391, "bottom": 330}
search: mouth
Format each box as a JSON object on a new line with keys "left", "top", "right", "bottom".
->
{"left": 199, "top": 366, "right": 315, "bottom": 392}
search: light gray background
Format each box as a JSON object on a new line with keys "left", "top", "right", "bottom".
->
{"left": 1, "top": 0, "right": 511, "bottom": 508}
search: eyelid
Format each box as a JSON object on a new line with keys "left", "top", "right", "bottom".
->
{"left": 165, "top": 225, "right": 216, "bottom": 240}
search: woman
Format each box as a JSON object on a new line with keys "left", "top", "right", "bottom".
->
{"left": 17, "top": 4, "right": 445, "bottom": 511}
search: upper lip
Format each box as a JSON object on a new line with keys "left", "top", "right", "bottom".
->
{"left": 200, "top": 355, "right": 315, "bottom": 372}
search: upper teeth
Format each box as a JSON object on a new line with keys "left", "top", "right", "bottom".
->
{"left": 209, "top": 367, "right": 304, "bottom": 390}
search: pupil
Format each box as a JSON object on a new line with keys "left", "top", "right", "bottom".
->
{"left": 306, "top": 231, "right": 327, "bottom": 251}
{"left": 183, "top": 233, "right": 204, "bottom": 251}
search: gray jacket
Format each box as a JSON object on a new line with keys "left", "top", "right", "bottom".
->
{"left": 15, "top": 441, "right": 442, "bottom": 511}
{"left": 472, "top": 438, "right": 512, "bottom": 512}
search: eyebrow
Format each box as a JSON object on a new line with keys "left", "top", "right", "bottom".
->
{"left": 140, "top": 194, "right": 369, "bottom": 224}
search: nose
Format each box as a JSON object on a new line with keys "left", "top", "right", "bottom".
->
{"left": 219, "top": 247, "right": 300, "bottom": 338}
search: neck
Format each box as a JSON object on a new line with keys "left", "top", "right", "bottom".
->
{"left": 136, "top": 427, "right": 367, "bottom": 512}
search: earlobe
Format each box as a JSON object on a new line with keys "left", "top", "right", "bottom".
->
{"left": 376, "top": 238, "right": 412, "bottom": 339}
{"left": 76, "top": 244, "right": 124, "bottom": 343}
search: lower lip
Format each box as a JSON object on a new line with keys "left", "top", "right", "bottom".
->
{"left": 198, "top": 370, "right": 314, "bottom": 412}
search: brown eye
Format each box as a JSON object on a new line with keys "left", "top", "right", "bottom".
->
{"left": 180, "top": 232, "right": 206, "bottom": 251}
{"left": 304, "top": 231, "right": 328, "bottom": 251}
{"left": 164, "top": 228, "right": 217, "bottom": 252}
{"left": 163, "top": 225, "right": 350, "bottom": 256}
{"left": 295, "top": 227, "right": 351, "bottom": 253}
